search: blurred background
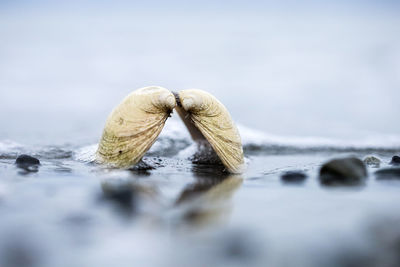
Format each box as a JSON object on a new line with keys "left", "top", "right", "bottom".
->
{"left": 0, "top": 0, "right": 399, "bottom": 145}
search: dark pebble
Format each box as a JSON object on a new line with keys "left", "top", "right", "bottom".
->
{"left": 15, "top": 155, "right": 40, "bottom": 165}
{"left": 15, "top": 155, "right": 40, "bottom": 173}
{"left": 319, "top": 157, "right": 367, "bottom": 186}
{"left": 128, "top": 159, "right": 156, "bottom": 176}
{"left": 390, "top": 155, "right": 400, "bottom": 165}
{"left": 130, "top": 160, "right": 155, "bottom": 171}
{"left": 375, "top": 168, "right": 400, "bottom": 180}
{"left": 281, "top": 171, "right": 307, "bottom": 183}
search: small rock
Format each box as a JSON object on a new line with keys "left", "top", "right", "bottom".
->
{"left": 390, "top": 155, "right": 400, "bottom": 166}
{"left": 129, "top": 160, "right": 155, "bottom": 171}
{"left": 281, "top": 171, "right": 307, "bottom": 184}
{"left": 15, "top": 155, "right": 40, "bottom": 165}
{"left": 363, "top": 155, "right": 381, "bottom": 168}
{"left": 128, "top": 159, "right": 155, "bottom": 176}
{"left": 15, "top": 155, "right": 40, "bottom": 173}
{"left": 319, "top": 157, "right": 367, "bottom": 186}
{"left": 375, "top": 168, "right": 400, "bottom": 180}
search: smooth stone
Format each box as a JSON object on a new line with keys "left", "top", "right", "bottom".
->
{"left": 15, "top": 154, "right": 40, "bottom": 173}
{"left": 375, "top": 168, "right": 400, "bottom": 180}
{"left": 128, "top": 160, "right": 154, "bottom": 175}
{"left": 319, "top": 157, "right": 367, "bottom": 186}
{"left": 15, "top": 154, "right": 40, "bottom": 165}
{"left": 390, "top": 155, "right": 400, "bottom": 165}
{"left": 281, "top": 171, "right": 307, "bottom": 183}
{"left": 363, "top": 155, "right": 381, "bottom": 168}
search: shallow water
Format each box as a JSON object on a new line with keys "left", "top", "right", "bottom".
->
{"left": 1, "top": 120, "right": 400, "bottom": 267}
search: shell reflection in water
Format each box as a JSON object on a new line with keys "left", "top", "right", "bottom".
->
{"left": 176, "top": 89, "right": 245, "bottom": 173}
{"left": 176, "top": 175, "right": 243, "bottom": 227}
{"left": 96, "top": 86, "right": 176, "bottom": 168}
{"left": 99, "top": 175, "right": 243, "bottom": 228}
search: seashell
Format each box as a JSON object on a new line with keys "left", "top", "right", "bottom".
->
{"left": 96, "top": 86, "right": 176, "bottom": 168}
{"left": 176, "top": 89, "right": 245, "bottom": 173}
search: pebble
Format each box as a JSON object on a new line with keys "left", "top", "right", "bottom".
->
{"left": 390, "top": 155, "right": 400, "bottom": 166}
{"left": 281, "top": 171, "right": 307, "bottom": 184}
{"left": 15, "top": 154, "right": 40, "bottom": 173}
{"left": 128, "top": 159, "right": 155, "bottom": 176}
{"left": 363, "top": 155, "right": 381, "bottom": 168}
{"left": 375, "top": 168, "right": 400, "bottom": 180}
{"left": 319, "top": 157, "right": 367, "bottom": 186}
{"left": 15, "top": 155, "right": 40, "bottom": 165}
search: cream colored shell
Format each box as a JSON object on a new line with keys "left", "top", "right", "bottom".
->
{"left": 96, "top": 86, "right": 176, "bottom": 168}
{"left": 177, "top": 89, "right": 245, "bottom": 173}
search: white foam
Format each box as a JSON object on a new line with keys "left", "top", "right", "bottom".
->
{"left": 74, "top": 144, "right": 98, "bottom": 162}
{"left": 158, "top": 120, "right": 400, "bottom": 150}
{"left": 176, "top": 143, "right": 198, "bottom": 159}
{"left": 237, "top": 124, "right": 400, "bottom": 149}
{"left": 158, "top": 117, "right": 192, "bottom": 141}
{"left": 0, "top": 140, "right": 23, "bottom": 154}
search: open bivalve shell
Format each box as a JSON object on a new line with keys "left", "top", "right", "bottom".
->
{"left": 176, "top": 89, "right": 245, "bottom": 173}
{"left": 96, "top": 86, "right": 176, "bottom": 168}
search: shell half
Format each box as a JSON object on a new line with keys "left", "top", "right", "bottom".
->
{"left": 176, "top": 89, "right": 245, "bottom": 173}
{"left": 96, "top": 86, "right": 176, "bottom": 168}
